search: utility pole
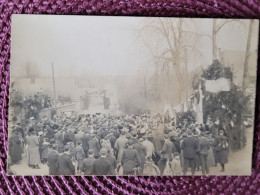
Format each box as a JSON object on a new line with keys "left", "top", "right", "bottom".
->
{"left": 51, "top": 63, "right": 57, "bottom": 109}
{"left": 242, "top": 20, "right": 254, "bottom": 92}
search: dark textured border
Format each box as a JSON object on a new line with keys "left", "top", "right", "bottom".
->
{"left": 0, "top": 0, "right": 259, "bottom": 194}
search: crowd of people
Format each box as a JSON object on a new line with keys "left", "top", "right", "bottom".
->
{"left": 8, "top": 111, "right": 230, "bottom": 176}
{"left": 10, "top": 89, "right": 52, "bottom": 121}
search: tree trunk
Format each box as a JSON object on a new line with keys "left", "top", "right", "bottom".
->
{"left": 213, "top": 19, "right": 217, "bottom": 61}
{"left": 242, "top": 20, "right": 254, "bottom": 92}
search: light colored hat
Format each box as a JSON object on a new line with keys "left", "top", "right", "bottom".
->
{"left": 99, "top": 148, "right": 107, "bottom": 155}
{"left": 38, "top": 131, "right": 44, "bottom": 136}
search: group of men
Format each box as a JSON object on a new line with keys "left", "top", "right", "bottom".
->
{"left": 9, "top": 111, "right": 230, "bottom": 176}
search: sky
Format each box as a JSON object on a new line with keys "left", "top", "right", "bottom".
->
{"left": 10, "top": 15, "right": 259, "bottom": 77}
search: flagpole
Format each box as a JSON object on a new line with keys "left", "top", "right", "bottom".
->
{"left": 51, "top": 63, "right": 57, "bottom": 110}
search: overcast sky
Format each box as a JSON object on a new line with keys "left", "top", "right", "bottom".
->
{"left": 11, "top": 15, "right": 258, "bottom": 77}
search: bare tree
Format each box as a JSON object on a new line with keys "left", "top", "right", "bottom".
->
{"left": 212, "top": 19, "right": 241, "bottom": 60}
{"left": 139, "top": 18, "right": 205, "bottom": 105}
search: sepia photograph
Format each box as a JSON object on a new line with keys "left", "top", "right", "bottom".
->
{"left": 7, "top": 15, "right": 259, "bottom": 176}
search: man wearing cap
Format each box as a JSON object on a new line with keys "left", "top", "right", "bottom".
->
{"left": 81, "top": 149, "right": 96, "bottom": 175}
{"left": 181, "top": 129, "right": 198, "bottom": 175}
{"left": 90, "top": 148, "right": 116, "bottom": 175}
{"left": 57, "top": 145, "right": 75, "bottom": 175}
{"left": 121, "top": 140, "right": 141, "bottom": 175}
{"left": 134, "top": 138, "right": 147, "bottom": 174}
{"left": 47, "top": 144, "right": 59, "bottom": 175}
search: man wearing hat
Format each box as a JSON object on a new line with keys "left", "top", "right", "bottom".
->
{"left": 74, "top": 142, "right": 85, "bottom": 172}
{"left": 57, "top": 144, "right": 75, "bottom": 175}
{"left": 197, "top": 132, "right": 210, "bottom": 175}
{"left": 181, "top": 129, "right": 198, "bottom": 175}
{"left": 121, "top": 140, "right": 141, "bottom": 175}
{"left": 27, "top": 127, "right": 41, "bottom": 169}
{"left": 9, "top": 130, "right": 22, "bottom": 165}
{"left": 47, "top": 144, "right": 59, "bottom": 175}
{"left": 88, "top": 134, "right": 101, "bottom": 159}
{"left": 114, "top": 131, "right": 128, "bottom": 164}
{"left": 158, "top": 135, "right": 176, "bottom": 175}
{"left": 131, "top": 131, "right": 138, "bottom": 144}
{"left": 90, "top": 148, "right": 116, "bottom": 175}
{"left": 81, "top": 149, "right": 96, "bottom": 175}
{"left": 38, "top": 131, "right": 44, "bottom": 163}
{"left": 152, "top": 131, "right": 165, "bottom": 165}
{"left": 142, "top": 135, "right": 155, "bottom": 159}
{"left": 215, "top": 130, "right": 229, "bottom": 172}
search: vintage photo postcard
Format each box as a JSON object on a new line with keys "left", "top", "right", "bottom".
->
{"left": 7, "top": 15, "right": 259, "bottom": 176}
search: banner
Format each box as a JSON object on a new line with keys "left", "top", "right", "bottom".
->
{"left": 205, "top": 78, "right": 230, "bottom": 93}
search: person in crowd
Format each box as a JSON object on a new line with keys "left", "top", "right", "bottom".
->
{"left": 27, "top": 128, "right": 41, "bottom": 169}
{"left": 193, "top": 132, "right": 201, "bottom": 172}
{"left": 101, "top": 135, "right": 113, "bottom": 154}
{"left": 90, "top": 148, "right": 116, "bottom": 175}
{"left": 215, "top": 130, "right": 229, "bottom": 172}
{"left": 57, "top": 145, "right": 75, "bottom": 175}
{"left": 74, "top": 142, "right": 85, "bottom": 172}
{"left": 171, "top": 152, "right": 182, "bottom": 175}
{"left": 9, "top": 130, "right": 23, "bottom": 165}
{"left": 142, "top": 135, "right": 155, "bottom": 159}
{"left": 47, "top": 144, "right": 59, "bottom": 175}
{"left": 106, "top": 149, "right": 117, "bottom": 170}
{"left": 81, "top": 149, "right": 96, "bottom": 175}
{"left": 88, "top": 134, "right": 101, "bottom": 159}
{"left": 152, "top": 131, "right": 165, "bottom": 165}
{"left": 41, "top": 139, "right": 49, "bottom": 164}
{"left": 54, "top": 130, "right": 64, "bottom": 153}
{"left": 206, "top": 133, "right": 216, "bottom": 168}
{"left": 133, "top": 138, "right": 147, "bottom": 174}
{"left": 197, "top": 132, "right": 210, "bottom": 175}
{"left": 158, "top": 135, "right": 175, "bottom": 174}
{"left": 181, "top": 129, "right": 198, "bottom": 175}
{"left": 38, "top": 131, "right": 44, "bottom": 163}
{"left": 114, "top": 130, "right": 128, "bottom": 164}
{"left": 121, "top": 140, "right": 141, "bottom": 175}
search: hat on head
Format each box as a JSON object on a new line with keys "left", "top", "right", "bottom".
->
{"left": 38, "top": 131, "right": 44, "bottom": 136}
{"left": 88, "top": 149, "right": 94, "bottom": 155}
{"left": 64, "top": 145, "right": 70, "bottom": 151}
{"left": 126, "top": 133, "right": 131, "bottom": 139}
{"left": 187, "top": 130, "right": 192, "bottom": 135}
{"left": 99, "top": 148, "right": 107, "bottom": 156}
{"left": 52, "top": 143, "right": 58, "bottom": 148}
{"left": 127, "top": 139, "right": 134, "bottom": 146}
{"left": 28, "top": 127, "right": 34, "bottom": 133}
{"left": 219, "top": 130, "right": 224, "bottom": 134}
{"left": 139, "top": 138, "right": 144, "bottom": 142}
